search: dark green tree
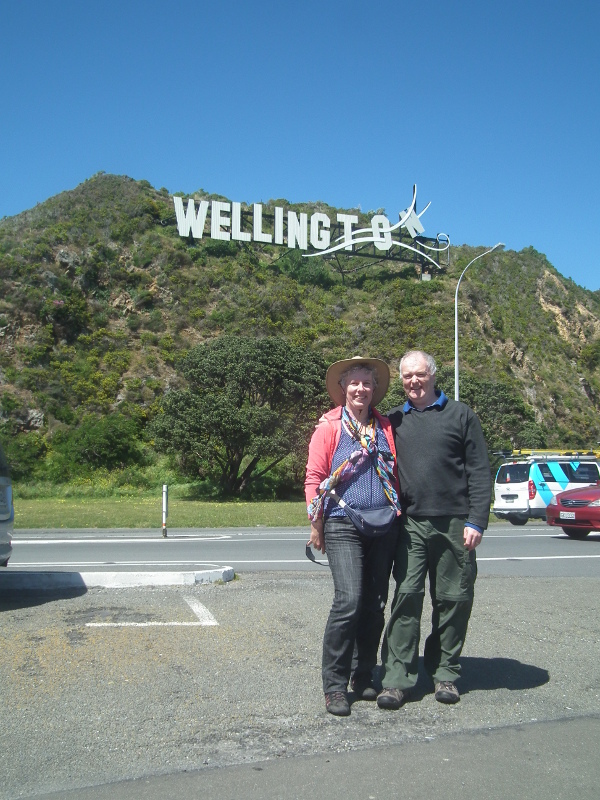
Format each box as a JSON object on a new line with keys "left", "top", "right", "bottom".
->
{"left": 150, "top": 336, "right": 328, "bottom": 494}
{"left": 47, "top": 414, "right": 143, "bottom": 480}
{"left": 0, "top": 429, "right": 47, "bottom": 481}
{"left": 436, "top": 367, "right": 547, "bottom": 451}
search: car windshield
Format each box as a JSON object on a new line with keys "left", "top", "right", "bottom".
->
{"left": 496, "top": 464, "right": 529, "bottom": 484}
{"left": 0, "top": 442, "right": 10, "bottom": 479}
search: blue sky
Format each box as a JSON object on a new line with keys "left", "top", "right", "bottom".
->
{"left": 2, "top": 1, "right": 599, "bottom": 290}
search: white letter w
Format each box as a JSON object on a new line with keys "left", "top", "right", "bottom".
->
{"left": 173, "top": 197, "right": 209, "bottom": 239}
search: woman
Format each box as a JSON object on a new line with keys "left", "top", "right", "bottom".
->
{"left": 305, "top": 356, "right": 400, "bottom": 716}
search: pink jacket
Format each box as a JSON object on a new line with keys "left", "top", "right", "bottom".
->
{"left": 304, "top": 406, "right": 400, "bottom": 515}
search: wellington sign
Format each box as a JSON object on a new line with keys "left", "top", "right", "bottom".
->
{"left": 172, "top": 185, "right": 449, "bottom": 269}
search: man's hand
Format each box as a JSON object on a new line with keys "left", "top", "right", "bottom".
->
{"left": 464, "top": 526, "right": 482, "bottom": 551}
{"left": 309, "top": 519, "right": 325, "bottom": 553}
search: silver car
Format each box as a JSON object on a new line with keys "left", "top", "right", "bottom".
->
{"left": 0, "top": 441, "right": 13, "bottom": 566}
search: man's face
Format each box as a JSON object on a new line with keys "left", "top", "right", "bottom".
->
{"left": 401, "top": 355, "right": 437, "bottom": 409}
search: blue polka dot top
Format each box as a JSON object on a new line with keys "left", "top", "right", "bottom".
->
{"left": 324, "top": 424, "right": 392, "bottom": 519}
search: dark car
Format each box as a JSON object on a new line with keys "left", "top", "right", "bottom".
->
{"left": 0, "top": 440, "right": 14, "bottom": 565}
{"left": 545, "top": 481, "right": 600, "bottom": 538}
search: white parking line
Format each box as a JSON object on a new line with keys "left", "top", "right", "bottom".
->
{"left": 86, "top": 621, "right": 205, "bottom": 627}
{"left": 85, "top": 597, "right": 219, "bottom": 627}
{"left": 184, "top": 597, "right": 218, "bottom": 626}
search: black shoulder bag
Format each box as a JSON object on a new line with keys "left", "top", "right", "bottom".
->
{"left": 327, "top": 488, "right": 397, "bottom": 537}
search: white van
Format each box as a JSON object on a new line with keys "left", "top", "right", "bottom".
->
{"left": 493, "top": 450, "right": 600, "bottom": 525}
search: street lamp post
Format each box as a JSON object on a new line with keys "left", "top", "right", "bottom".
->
{"left": 454, "top": 243, "right": 505, "bottom": 401}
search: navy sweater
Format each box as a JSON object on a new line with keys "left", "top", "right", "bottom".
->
{"left": 387, "top": 398, "right": 491, "bottom": 529}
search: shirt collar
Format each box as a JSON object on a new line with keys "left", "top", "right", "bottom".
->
{"left": 403, "top": 389, "right": 448, "bottom": 413}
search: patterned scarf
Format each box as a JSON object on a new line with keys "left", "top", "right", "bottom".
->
{"left": 307, "top": 407, "right": 400, "bottom": 521}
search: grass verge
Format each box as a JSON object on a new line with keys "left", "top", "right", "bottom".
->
{"left": 14, "top": 497, "right": 309, "bottom": 529}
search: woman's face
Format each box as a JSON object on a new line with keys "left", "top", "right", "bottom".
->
{"left": 342, "top": 368, "right": 374, "bottom": 418}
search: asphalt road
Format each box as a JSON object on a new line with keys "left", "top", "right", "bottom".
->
{"left": 7, "top": 523, "right": 600, "bottom": 576}
{"left": 1, "top": 527, "right": 599, "bottom": 798}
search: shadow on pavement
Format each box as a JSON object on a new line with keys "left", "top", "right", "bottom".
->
{"left": 0, "top": 584, "right": 88, "bottom": 611}
{"left": 459, "top": 655, "right": 549, "bottom": 692}
{"left": 375, "top": 656, "right": 550, "bottom": 702}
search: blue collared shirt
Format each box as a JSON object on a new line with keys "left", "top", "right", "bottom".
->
{"left": 403, "top": 389, "right": 449, "bottom": 413}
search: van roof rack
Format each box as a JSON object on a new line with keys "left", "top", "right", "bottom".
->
{"left": 494, "top": 449, "right": 600, "bottom": 460}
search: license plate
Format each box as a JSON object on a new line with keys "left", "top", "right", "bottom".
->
{"left": 504, "top": 498, "right": 514, "bottom": 503}
{"left": 560, "top": 511, "right": 576, "bottom": 520}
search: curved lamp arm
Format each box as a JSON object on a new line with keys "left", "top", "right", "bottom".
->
{"left": 454, "top": 243, "right": 505, "bottom": 401}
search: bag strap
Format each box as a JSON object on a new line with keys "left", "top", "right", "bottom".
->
{"left": 327, "top": 487, "right": 347, "bottom": 509}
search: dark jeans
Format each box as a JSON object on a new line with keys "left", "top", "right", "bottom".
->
{"left": 322, "top": 515, "right": 398, "bottom": 694}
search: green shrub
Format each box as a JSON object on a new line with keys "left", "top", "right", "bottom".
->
{"left": 0, "top": 430, "right": 47, "bottom": 481}
{"left": 47, "top": 413, "right": 143, "bottom": 481}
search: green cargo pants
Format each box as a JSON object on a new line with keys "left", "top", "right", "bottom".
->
{"left": 380, "top": 514, "right": 477, "bottom": 690}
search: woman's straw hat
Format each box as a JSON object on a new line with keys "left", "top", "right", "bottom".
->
{"left": 325, "top": 356, "right": 390, "bottom": 408}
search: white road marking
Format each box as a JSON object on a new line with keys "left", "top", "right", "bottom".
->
{"left": 9, "top": 555, "right": 600, "bottom": 569}
{"left": 86, "top": 621, "right": 205, "bottom": 627}
{"left": 478, "top": 554, "right": 600, "bottom": 561}
{"left": 9, "top": 561, "right": 224, "bottom": 568}
{"left": 13, "top": 536, "right": 232, "bottom": 544}
{"left": 85, "top": 598, "right": 219, "bottom": 628}
{"left": 484, "top": 532, "right": 566, "bottom": 538}
{"left": 184, "top": 597, "right": 218, "bottom": 626}
{"left": 7, "top": 559, "right": 312, "bottom": 568}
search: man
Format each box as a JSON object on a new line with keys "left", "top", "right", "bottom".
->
{"left": 377, "top": 350, "right": 491, "bottom": 708}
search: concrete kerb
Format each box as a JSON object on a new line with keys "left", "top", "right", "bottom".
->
{"left": 0, "top": 567, "right": 235, "bottom": 590}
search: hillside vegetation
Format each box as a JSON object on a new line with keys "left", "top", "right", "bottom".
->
{"left": 1, "top": 173, "right": 599, "bottom": 497}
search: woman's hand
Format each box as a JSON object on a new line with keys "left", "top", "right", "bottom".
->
{"left": 309, "top": 519, "right": 325, "bottom": 553}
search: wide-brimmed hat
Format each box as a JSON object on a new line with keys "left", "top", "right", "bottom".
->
{"left": 325, "top": 356, "right": 390, "bottom": 408}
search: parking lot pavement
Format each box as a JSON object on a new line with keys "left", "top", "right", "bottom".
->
{"left": 30, "top": 716, "right": 600, "bottom": 800}
{"left": 1, "top": 573, "right": 599, "bottom": 799}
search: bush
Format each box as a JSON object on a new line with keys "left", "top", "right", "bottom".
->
{"left": 0, "top": 430, "right": 47, "bottom": 481}
{"left": 47, "top": 413, "right": 143, "bottom": 481}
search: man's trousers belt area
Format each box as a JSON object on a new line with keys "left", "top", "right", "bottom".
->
{"left": 393, "top": 514, "right": 477, "bottom": 601}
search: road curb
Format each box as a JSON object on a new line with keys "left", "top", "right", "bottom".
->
{"left": 0, "top": 567, "right": 235, "bottom": 590}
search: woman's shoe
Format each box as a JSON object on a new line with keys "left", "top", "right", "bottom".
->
{"left": 325, "top": 690, "right": 351, "bottom": 716}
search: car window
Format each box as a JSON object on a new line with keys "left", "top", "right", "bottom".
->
{"left": 560, "top": 462, "right": 600, "bottom": 483}
{"left": 538, "top": 463, "right": 555, "bottom": 481}
{"left": 0, "top": 441, "right": 10, "bottom": 479}
{"left": 496, "top": 464, "right": 529, "bottom": 484}
{"left": 536, "top": 461, "right": 599, "bottom": 484}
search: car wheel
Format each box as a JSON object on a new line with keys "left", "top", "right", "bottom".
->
{"left": 561, "top": 527, "right": 591, "bottom": 539}
{"left": 0, "top": 559, "right": 8, "bottom": 567}
{"left": 506, "top": 514, "right": 528, "bottom": 526}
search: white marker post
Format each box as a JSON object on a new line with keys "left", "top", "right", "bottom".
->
{"left": 162, "top": 484, "right": 168, "bottom": 538}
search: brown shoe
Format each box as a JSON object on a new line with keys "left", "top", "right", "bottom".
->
{"left": 435, "top": 681, "right": 460, "bottom": 704}
{"left": 376, "top": 687, "right": 406, "bottom": 710}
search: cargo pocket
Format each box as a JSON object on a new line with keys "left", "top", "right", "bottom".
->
{"left": 459, "top": 548, "right": 477, "bottom": 596}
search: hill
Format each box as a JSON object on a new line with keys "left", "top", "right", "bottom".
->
{"left": 1, "top": 173, "right": 599, "bottom": 495}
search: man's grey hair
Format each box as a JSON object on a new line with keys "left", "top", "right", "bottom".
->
{"left": 399, "top": 350, "right": 437, "bottom": 376}
{"left": 338, "top": 363, "right": 379, "bottom": 390}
